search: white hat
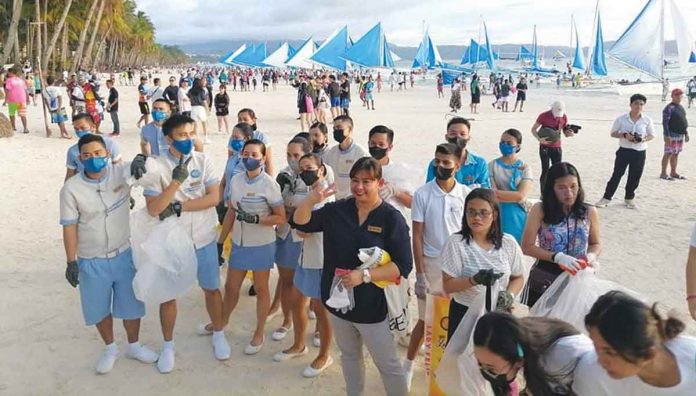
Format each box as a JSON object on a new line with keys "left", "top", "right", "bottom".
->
{"left": 551, "top": 101, "right": 565, "bottom": 118}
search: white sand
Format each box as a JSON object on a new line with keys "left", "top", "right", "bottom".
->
{"left": 0, "top": 76, "right": 694, "bottom": 395}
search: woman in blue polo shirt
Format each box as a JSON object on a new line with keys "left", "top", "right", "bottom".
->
{"left": 220, "top": 139, "right": 286, "bottom": 355}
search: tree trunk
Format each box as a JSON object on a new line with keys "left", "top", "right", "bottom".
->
{"left": 94, "top": 24, "right": 111, "bottom": 71}
{"left": 60, "top": 22, "right": 68, "bottom": 73}
{"left": 82, "top": 0, "right": 105, "bottom": 70}
{"left": 34, "top": 0, "right": 42, "bottom": 71}
{"left": 0, "top": 0, "right": 23, "bottom": 66}
{"left": 13, "top": 30, "right": 21, "bottom": 64}
{"left": 43, "top": 0, "right": 73, "bottom": 72}
{"left": 70, "top": 0, "right": 99, "bottom": 73}
{"left": 27, "top": 20, "right": 34, "bottom": 65}
{"left": 42, "top": 0, "right": 48, "bottom": 51}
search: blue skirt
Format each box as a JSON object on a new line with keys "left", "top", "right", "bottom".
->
{"left": 294, "top": 266, "right": 322, "bottom": 299}
{"left": 275, "top": 234, "right": 301, "bottom": 270}
{"left": 229, "top": 242, "right": 276, "bottom": 271}
{"left": 500, "top": 202, "right": 527, "bottom": 244}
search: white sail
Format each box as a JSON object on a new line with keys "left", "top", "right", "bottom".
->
{"left": 669, "top": 0, "right": 696, "bottom": 70}
{"left": 609, "top": 0, "right": 664, "bottom": 79}
{"left": 285, "top": 38, "right": 316, "bottom": 69}
{"left": 262, "top": 42, "right": 291, "bottom": 68}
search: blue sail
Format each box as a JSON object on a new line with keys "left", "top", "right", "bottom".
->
{"left": 690, "top": 51, "right": 696, "bottom": 63}
{"left": 343, "top": 22, "right": 395, "bottom": 68}
{"left": 590, "top": 11, "right": 608, "bottom": 76}
{"left": 310, "top": 26, "right": 350, "bottom": 71}
{"left": 228, "top": 44, "right": 258, "bottom": 66}
{"left": 609, "top": 0, "right": 662, "bottom": 79}
{"left": 517, "top": 46, "right": 533, "bottom": 61}
{"left": 412, "top": 31, "right": 443, "bottom": 69}
{"left": 461, "top": 39, "right": 490, "bottom": 65}
{"left": 572, "top": 28, "right": 586, "bottom": 70}
{"left": 483, "top": 21, "right": 496, "bottom": 70}
{"left": 220, "top": 44, "right": 247, "bottom": 65}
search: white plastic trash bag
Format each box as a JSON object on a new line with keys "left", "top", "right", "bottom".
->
{"left": 131, "top": 209, "right": 197, "bottom": 304}
{"left": 123, "top": 156, "right": 164, "bottom": 188}
{"left": 385, "top": 279, "right": 410, "bottom": 339}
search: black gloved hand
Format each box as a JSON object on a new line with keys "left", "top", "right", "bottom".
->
{"left": 159, "top": 201, "right": 182, "bottom": 220}
{"left": 217, "top": 242, "right": 225, "bottom": 266}
{"left": 130, "top": 154, "right": 148, "bottom": 180}
{"left": 276, "top": 172, "right": 293, "bottom": 193}
{"left": 172, "top": 155, "right": 192, "bottom": 184}
{"left": 496, "top": 290, "right": 514, "bottom": 312}
{"left": 129, "top": 196, "right": 136, "bottom": 209}
{"left": 236, "top": 209, "right": 259, "bottom": 224}
{"left": 472, "top": 269, "right": 504, "bottom": 287}
{"left": 65, "top": 260, "right": 79, "bottom": 288}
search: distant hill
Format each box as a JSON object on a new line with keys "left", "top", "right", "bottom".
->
{"left": 177, "top": 40, "right": 680, "bottom": 62}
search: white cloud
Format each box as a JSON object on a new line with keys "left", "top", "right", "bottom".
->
{"left": 137, "top": 0, "right": 696, "bottom": 47}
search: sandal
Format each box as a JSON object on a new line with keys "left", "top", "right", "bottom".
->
{"left": 659, "top": 174, "right": 674, "bottom": 181}
{"left": 271, "top": 325, "right": 292, "bottom": 341}
{"left": 671, "top": 174, "right": 687, "bottom": 180}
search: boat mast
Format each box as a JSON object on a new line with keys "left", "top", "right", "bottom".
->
{"left": 570, "top": 15, "right": 574, "bottom": 60}
{"left": 476, "top": 16, "right": 483, "bottom": 73}
{"left": 586, "top": 0, "right": 600, "bottom": 76}
{"left": 660, "top": 0, "right": 665, "bottom": 82}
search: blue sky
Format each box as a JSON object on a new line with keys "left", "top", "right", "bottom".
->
{"left": 138, "top": 0, "right": 696, "bottom": 47}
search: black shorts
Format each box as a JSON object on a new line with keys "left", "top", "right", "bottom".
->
{"left": 215, "top": 108, "right": 229, "bottom": 116}
{"left": 471, "top": 93, "right": 481, "bottom": 104}
{"left": 517, "top": 92, "right": 526, "bottom": 101}
{"left": 139, "top": 102, "right": 150, "bottom": 115}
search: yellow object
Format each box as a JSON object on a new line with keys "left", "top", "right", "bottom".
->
{"left": 216, "top": 225, "right": 253, "bottom": 280}
{"left": 357, "top": 247, "right": 398, "bottom": 288}
{"left": 425, "top": 295, "right": 450, "bottom": 396}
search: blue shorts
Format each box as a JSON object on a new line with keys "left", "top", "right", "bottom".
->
{"left": 275, "top": 234, "right": 301, "bottom": 270}
{"left": 294, "top": 266, "right": 322, "bottom": 299}
{"left": 78, "top": 249, "right": 145, "bottom": 326}
{"left": 196, "top": 242, "right": 220, "bottom": 290}
{"left": 229, "top": 242, "right": 276, "bottom": 271}
{"left": 340, "top": 98, "right": 350, "bottom": 109}
{"left": 365, "top": 93, "right": 374, "bottom": 101}
{"left": 330, "top": 97, "right": 341, "bottom": 107}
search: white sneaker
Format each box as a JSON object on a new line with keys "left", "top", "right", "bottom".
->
{"left": 96, "top": 349, "right": 118, "bottom": 374}
{"left": 213, "top": 333, "right": 231, "bottom": 361}
{"left": 625, "top": 199, "right": 637, "bottom": 209}
{"left": 302, "top": 356, "right": 334, "bottom": 378}
{"left": 125, "top": 344, "right": 159, "bottom": 364}
{"left": 196, "top": 323, "right": 213, "bottom": 336}
{"left": 271, "top": 326, "right": 292, "bottom": 341}
{"left": 273, "top": 346, "right": 308, "bottom": 362}
{"left": 312, "top": 333, "right": 321, "bottom": 348}
{"left": 595, "top": 198, "right": 611, "bottom": 208}
{"left": 157, "top": 348, "right": 175, "bottom": 374}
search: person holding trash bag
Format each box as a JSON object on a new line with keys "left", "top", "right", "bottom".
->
{"left": 290, "top": 156, "right": 413, "bottom": 396}
{"left": 521, "top": 162, "right": 601, "bottom": 307}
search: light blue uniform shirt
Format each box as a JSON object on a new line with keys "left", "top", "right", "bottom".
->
{"left": 426, "top": 149, "right": 490, "bottom": 188}
{"left": 140, "top": 122, "right": 168, "bottom": 156}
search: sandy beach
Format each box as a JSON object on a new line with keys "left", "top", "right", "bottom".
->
{"left": 0, "top": 75, "right": 694, "bottom": 395}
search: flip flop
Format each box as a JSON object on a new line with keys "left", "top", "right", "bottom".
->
{"left": 659, "top": 175, "right": 674, "bottom": 181}
{"left": 671, "top": 174, "right": 687, "bottom": 180}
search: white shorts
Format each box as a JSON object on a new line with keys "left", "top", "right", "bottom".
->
{"left": 417, "top": 256, "right": 444, "bottom": 320}
{"left": 191, "top": 105, "right": 208, "bottom": 123}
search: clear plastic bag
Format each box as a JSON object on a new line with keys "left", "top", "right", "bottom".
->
{"left": 326, "top": 270, "right": 355, "bottom": 314}
{"left": 131, "top": 209, "right": 198, "bottom": 305}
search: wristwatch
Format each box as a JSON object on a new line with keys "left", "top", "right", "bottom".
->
{"left": 173, "top": 201, "right": 182, "bottom": 217}
{"left": 362, "top": 269, "right": 372, "bottom": 284}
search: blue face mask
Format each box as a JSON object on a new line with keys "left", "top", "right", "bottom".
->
{"left": 499, "top": 142, "right": 517, "bottom": 157}
{"left": 76, "top": 130, "right": 91, "bottom": 139}
{"left": 152, "top": 110, "right": 168, "bottom": 123}
{"left": 242, "top": 157, "right": 262, "bottom": 171}
{"left": 172, "top": 138, "right": 193, "bottom": 155}
{"left": 229, "top": 139, "right": 245, "bottom": 152}
{"left": 83, "top": 156, "right": 108, "bottom": 173}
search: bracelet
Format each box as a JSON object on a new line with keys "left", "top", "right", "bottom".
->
{"left": 551, "top": 252, "right": 558, "bottom": 262}
{"left": 469, "top": 277, "right": 477, "bottom": 286}
{"left": 687, "top": 295, "right": 696, "bottom": 301}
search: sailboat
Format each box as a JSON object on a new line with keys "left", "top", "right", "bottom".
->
{"left": 609, "top": 0, "right": 695, "bottom": 81}
{"left": 569, "top": 15, "right": 586, "bottom": 71}
{"left": 459, "top": 18, "right": 497, "bottom": 71}
{"left": 585, "top": 3, "right": 608, "bottom": 77}
{"left": 285, "top": 38, "right": 317, "bottom": 69}
{"left": 262, "top": 42, "right": 293, "bottom": 68}
{"left": 342, "top": 22, "right": 396, "bottom": 69}
{"left": 220, "top": 44, "right": 247, "bottom": 66}
{"left": 525, "top": 25, "right": 558, "bottom": 74}
{"left": 310, "top": 26, "right": 351, "bottom": 71}
{"left": 412, "top": 27, "right": 443, "bottom": 69}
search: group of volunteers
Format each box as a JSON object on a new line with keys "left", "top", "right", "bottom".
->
{"left": 57, "top": 70, "right": 696, "bottom": 396}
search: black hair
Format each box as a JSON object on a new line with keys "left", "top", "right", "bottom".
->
{"left": 72, "top": 113, "right": 94, "bottom": 125}
{"left": 502, "top": 128, "right": 523, "bottom": 146}
{"left": 435, "top": 142, "right": 463, "bottom": 162}
{"left": 474, "top": 312, "right": 580, "bottom": 396}
{"left": 455, "top": 188, "right": 503, "bottom": 249}
{"left": 585, "top": 290, "right": 685, "bottom": 364}
{"left": 310, "top": 121, "right": 328, "bottom": 135}
{"left": 238, "top": 108, "right": 256, "bottom": 119}
{"left": 288, "top": 135, "right": 311, "bottom": 154}
{"left": 446, "top": 117, "right": 471, "bottom": 131}
{"left": 299, "top": 153, "right": 326, "bottom": 176}
{"left": 333, "top": 115, "right": 353, "bottom": 129}
{"left": 219, "top": 83, "right": 227, "bottom": 90}
{"left": 77, "top": 133, "right": 106, "bottom": 152}
{"left": 349, "top": 156, "right": 382, "bottom": 179}
{"left": 153, "top": 98, "right": 172, "bottom": 109}
{"left": 243, "top": 138, "right": 266, "bottom": 156}
{"left": 368, "top": 125, "right": 394, "bottom": 144}
{"left": 153, "top": 77, "right": 160, "bottom": 84}
{"left": 162, "top": 114, "right": 194, "bottom": 137}
{"left": 233, "top": 122, "right": 254, "bottom": 140}
{"left": 47, "top": 75, "right": 55, "bottom": 85}
{"left": 629, "top": 93, "right": 647, "bottom": 104}
{"left": 541, "top": 162, "right": 587, "bottom": 224}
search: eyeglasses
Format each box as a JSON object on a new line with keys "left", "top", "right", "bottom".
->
{"left": 466, "top": 209, "right": 493, "bottom": 219}
{"left": 478, "top": 362, "right": 513, "bottom": 378}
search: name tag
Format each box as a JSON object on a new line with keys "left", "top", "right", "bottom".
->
{"left": 189, "top": 181, "right": 202, "bottom": 187}
{"left": 367, "top": 225, "right": 382, "bottom": 234}
{"left": 246, "top": 192, "right": 256, "bottom": 197}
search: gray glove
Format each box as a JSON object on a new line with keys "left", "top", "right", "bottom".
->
{"left": 496, "top": 290, "right": 514, "bottom": 312}
{"left": 276, "top": 172, "right": 293, "bottom": 193}
{"left": 159, "top": 201, "right": 182, "bottom": 220}
{"left": 472, "top": 269, "right": 503, "bottom": 287}
{"left": 415, "top": 273, "right": 428, "bottom": 299}
{"left": 65, "top": 260, "right": 79, "bottom": 288}
{"left": 236, "top": 209, "right": 259, "bottom": 224}
{"left": 130, "top": 154, "right": 147, "bottom": 180}
{"left": 172, "top": 155, "right": 192, "bottom": 184}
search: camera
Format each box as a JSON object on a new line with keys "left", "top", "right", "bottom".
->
{"left": 633, "top": 133, "right": 643, "bottom": 142}
{"left": 565, "top": 124, "right": 582, "bottom": 134}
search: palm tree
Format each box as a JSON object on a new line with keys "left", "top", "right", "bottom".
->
{"left": 70, "top": 0, "right": 98, "bottom": 73}
{"left": 42, "top": 0, "right": 72, "bottom": 72}
{"left": 0, "top": 0, "right": 24, "bottom": 66}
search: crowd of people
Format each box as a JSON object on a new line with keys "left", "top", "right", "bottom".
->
{"left": 2, "top": 61, "right": 695, "bottom": 395}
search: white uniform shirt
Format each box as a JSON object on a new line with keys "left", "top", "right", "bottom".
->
{"left": 143, "top": 150, "right": 219, "bottom": 248}
{"left": 382, "top": 161, "right": 416, "bottom": 223}
{"left": 228, "top": 171, "right": 283, "bottom": 247}
{"left": 611, "top": 112, "right": 655, "bottom": 151}
{"left": 411, "top": 180, "right": 471, "bottom": 258}
{"left": 59, "top": 163, "right": 132, "bottom": 259}
{"left": 323, "top": 141, "right": 368, "bottom": 200}
{"left": 440, "top": 233, "right": 524, "bottom": 306}
{"left": 573, "top": 336, "right": 696, "bottom": 396}
{"left": 539, "top": 335, "right": 594, "bottom": 394}
{"left": 299, "top": 180, "right": 335, "bottom": 270}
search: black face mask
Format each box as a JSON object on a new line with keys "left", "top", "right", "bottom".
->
{"left": 369, "top": 146, "right": 388, "bottom": 160}
{"left": 312, "top": 142, "right": 326, "bottom": 153}
{"left": 299, "top": 170, "right": 319, "bottom": 186}
{"left": 447, "top": 136, "right": 469, "bottom": 148}
{"left": 250, "top": 123, "right": 257, "bottom": 131}
{"left": 435, "top": 166, "right": 454, "bottom": 180}
{"left": 333, "top": 128, "right": 346, "bottom": 144}
{"left": 479, "top": 369, "right": 513, "bottom": 396}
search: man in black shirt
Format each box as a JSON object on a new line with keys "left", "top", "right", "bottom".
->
{"left": 513, "top": 77, "right": 528, "bottom": 112}
{"left": 292, "top": 157, "right": 412, "bottom": 396}
{"left": 328, "top": 75, "right": 341, "bottom": 119}
{"left": 105, "top": 79, "right": 120, "bottom": 136}
{"left": 163, "top": 76, "right": 180, "bottom": 115}
{"left": 339, "top": 72, "right": 351, "bottom": 117}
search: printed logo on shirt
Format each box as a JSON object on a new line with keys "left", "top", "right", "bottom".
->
{"left": 345, "top": 159, "right": 354, "bottom": 164}
{"left": 190, "top": 169, "right": 201, "bottom": 178}
{"left": 367, "top": 225, "right": 382, "bottom": 234}
{"left": 113, "top": 185, "right": 124, "bottom": 193}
